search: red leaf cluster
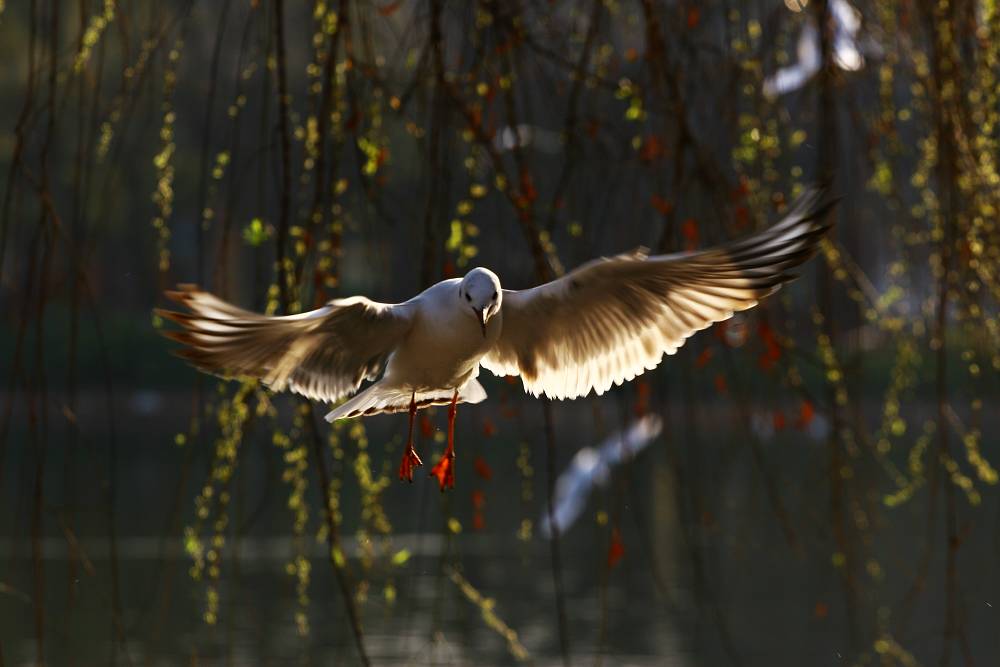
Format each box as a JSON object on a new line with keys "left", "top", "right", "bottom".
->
{"left": 757, "top": 321, "right": 782, "bottom": 370}
{"left": 520, "top": 171, "right": 537, "bottom": 202}
{"left": 773, "top": 410, "right": 786, "bottom": 431}
{"left": 633, "top": 379, "right": 651, "bottom": 416}
{"left": 796, "top": 400, "right": 815, "bottom": 429}
{"left": 377, "top": 1, "right": 401, "bottom": 17}
{"left": 732, "top": 175, "right": 749, "bottom": 200}
{"left": 734, "top": 205, "right": 749, "bottom": 229}
{"left": 607, "top": 528, "right": 625, "bottom": 568}
{"left": 686, "top": 7, "right": 700, "bottom": 29}
{"left": 681, "top": 218, "right": 699, "bottom": 250}
{"left": 420, "top": 414, "right": 434, "bottom": 438}
{"left": 650, "top": 194, "right": 673, "bottom": 216}
{"left": 474, "top": 456, "right": 493, "bottom": 481}
{"left": 639, "top": 134, "right": 665, "bottom": 163}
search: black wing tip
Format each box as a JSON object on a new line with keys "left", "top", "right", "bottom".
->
{"left": 793, "top": 184, "right": 840, "bottom": 225}
{"left": 806, "top": 197, "right": 839, "bottom": 225}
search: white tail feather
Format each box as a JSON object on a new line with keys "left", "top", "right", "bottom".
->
{"left": 324, "top": 378, "right": 487, "bottom": 422}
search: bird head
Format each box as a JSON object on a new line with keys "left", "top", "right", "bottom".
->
{"left": 459, "top": 267, "right": 502, "bottom": 337}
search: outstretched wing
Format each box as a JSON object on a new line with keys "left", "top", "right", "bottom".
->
{"left": 482, "top": 188, "right": 835, "bottom": 399}
{"left": 158, "top": 287, "right": 414, "bottom": 402}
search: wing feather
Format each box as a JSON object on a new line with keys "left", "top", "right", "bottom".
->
{"left": 482, "top": 188, "right": 836, "bottom": 399}
{"left": 158, "top": 287, "right": 413, "bottom": 402}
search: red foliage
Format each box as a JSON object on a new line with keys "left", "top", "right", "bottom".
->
{"left": 773, "top": 410, "right": 786, "bottom": 431}
{"left": 695, "top": 347, "right": 713, "bottom": 368}
{"left": 377, "top": 1, "right": 402, "bottom": 16}
{"left": 734, "top": 205, "right": 749, "bottom": 229}
{"left": 681, "top": 218, "right": 699, "bottom": 250}
{"left": 714, "top": 373, "right": 728, "bottom": 395}
{"left": 634, "top": 379, "right": 651, "bottom": 416}
{"left": 732, "top": 175, "right": 750, "bottom": 200}
{"left": 796, "top": 400, "right": 815, "bottom": 429}
{"left": 686, "top": 7, "right": 700, "bottom": 28}
{"left": 474, "top": 456, "right": 493, "bottom": 481}
{"left": 757, "top": 321, "right": 782, "bottom": 370}
{"left": 650, "top": 194, "right": 673, "bottom": 216}
{"left": 639, "top": 134, "right": 665, "bottom": 163}
{"left": 607, "top": 528, "right": 625, "bottom": 568}
{"left": 482, "top": 417, "right": 496, "bottom": 437}
{"left": 420, "top": 414, "right": 434, "bottom": 438}
{"left": 520, "top": 171, "right": 538, "bottom": 203}
{"left": 471, "top": 489, "right": 486, "bottom": 510}
{"left": 469, "top": 107, "right": 482, "bottom": 130}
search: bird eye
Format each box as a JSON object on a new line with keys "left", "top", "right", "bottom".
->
{"left": 465, "top": 293, "right": 472, "bottom": 302}
{"left": 491, "top": 291, "right": 497, "bottom": 300}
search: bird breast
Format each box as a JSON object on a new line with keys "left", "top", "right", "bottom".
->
{"left": 385, "top": 296, "right": 502, "bottom": 391}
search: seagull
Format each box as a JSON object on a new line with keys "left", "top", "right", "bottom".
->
{"left": 540, "top": 414, "right": 663, "bottom": 537}
{"left": 158, "top": 188, "right": 835, "bottom": 490}
{"left": 763, "top": 0, "right": 867, "bottom": 99}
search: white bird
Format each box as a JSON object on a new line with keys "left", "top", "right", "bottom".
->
{"left": 763, "top": 0, "right": 867, "bottom": 99}
{"left": 159, "top": 188, "right": 834, "bottom": 490}
{"left": 540, "top": 414, "right": 663, "bottom": 537}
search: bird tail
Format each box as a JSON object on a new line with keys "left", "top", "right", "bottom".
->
{"left": 324, "top": 378, "right": 487, "bottom": 422}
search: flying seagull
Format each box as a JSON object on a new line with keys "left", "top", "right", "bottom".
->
{"left": 541, "top": 414, "right": 663, "bottom": 537}
{"left": 763, "top": 0, "right": 868, "bottom": 99}
{"left": 159, "top": 188, "right": 835, "bottom": 490}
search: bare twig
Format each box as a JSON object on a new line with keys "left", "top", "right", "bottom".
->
{"left": 304, "top": 404, "right": 371, "bottom": 667}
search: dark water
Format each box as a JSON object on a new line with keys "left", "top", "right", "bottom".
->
{"left": 2, "top": 389, "right": 999, "bottom": 665}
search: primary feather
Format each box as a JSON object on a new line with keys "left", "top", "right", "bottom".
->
{"left": 482, "top": 189, "right": 835, "bottom": 399}
{"left": 157, "top": 288, "right": 413, "bottom": 403}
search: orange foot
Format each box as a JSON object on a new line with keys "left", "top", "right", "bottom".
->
{"left": 398, "top": 447, "right": 423, "bottom": 482}
{"left": 430, "top": 452, "right": 455, "bottom": 491}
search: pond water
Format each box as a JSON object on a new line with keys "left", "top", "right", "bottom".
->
{"left": 2, "top": 390, "right": 998, "bottom": 665}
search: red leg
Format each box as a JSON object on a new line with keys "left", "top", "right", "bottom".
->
{"left": 430, "top": 389, "right": 459, "bottom": 490}
{"left": 398, "top": 392, "right": 422, "bottom": 482}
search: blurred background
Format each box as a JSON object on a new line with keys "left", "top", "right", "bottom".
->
{"left": 1, "top": 0, "right": 999, "bottom": 664}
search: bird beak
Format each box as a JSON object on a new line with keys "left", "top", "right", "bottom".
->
{"left": 476, "top": 308, "right": 488, "bottom": 338}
